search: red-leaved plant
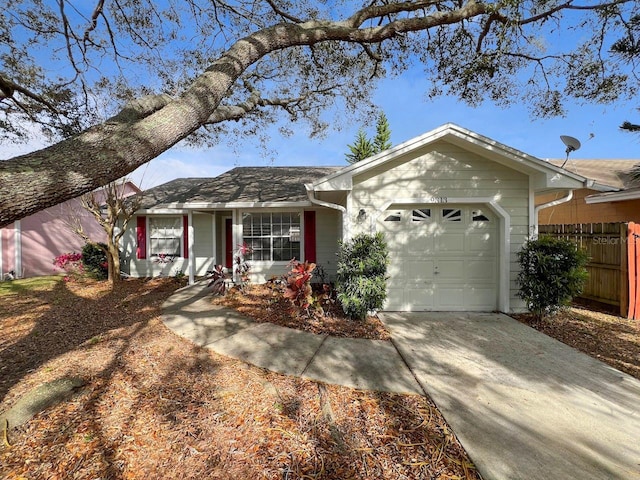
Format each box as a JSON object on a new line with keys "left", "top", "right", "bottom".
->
{"left": 283, "top": 259, "right": 316, "bottom": 310}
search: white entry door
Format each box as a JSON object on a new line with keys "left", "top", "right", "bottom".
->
{"left": 379, "top": 206, "right": 497, "bottom": 311}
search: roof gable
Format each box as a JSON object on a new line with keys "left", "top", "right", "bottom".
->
{"left": 311, "top": 123, "right": 589, "bottom": 193}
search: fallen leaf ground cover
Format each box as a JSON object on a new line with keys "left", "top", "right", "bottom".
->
{"left": 1, "top": 277, "right": 479, "bottom": 479}
{"left": 513, "top": 307, "right": 640, "bottom": 381}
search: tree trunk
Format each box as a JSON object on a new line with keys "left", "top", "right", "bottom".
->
{"left": 0, "top": 1, "right": 485, "bottom": 227}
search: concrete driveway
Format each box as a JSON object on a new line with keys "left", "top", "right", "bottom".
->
{"left": 379, "top": 312, "right": 640, "bottom": 480}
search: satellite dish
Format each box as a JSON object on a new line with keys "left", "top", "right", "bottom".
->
{"left": 560, "top": 135, "right": 581, "bottom": 167}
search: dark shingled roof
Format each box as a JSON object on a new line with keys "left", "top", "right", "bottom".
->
{"left": 138, "top": 166, "right": 342, "bottom": 209}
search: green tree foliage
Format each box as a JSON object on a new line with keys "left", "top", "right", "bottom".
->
{"left": 346, "top": 129, "right": 376, "bottom": 164}
{"left": 516, "top": 236, "right": 589, "bottom": 321}
{"left": 1, "top": 1, "right": 639, "bottom": 226}
{"left": 336, "top": 233, "right": 389, "bottom": 320}
{"left": 373, "top": 112, "right": 392, "bottom": 153}
{"left": 345, "top": 113, "right": 392, "bottom": 164}
{"left": 81, "top": 243, "right": 108, "bottom": 280}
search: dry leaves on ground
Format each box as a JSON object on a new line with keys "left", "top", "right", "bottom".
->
{"left": 1, "top": 277, "right": 479, "bottom": 480}
{"left": 513, "top": 307, "right": 640, "bottom": 380}
{"left": 212, "top": 283, "right": 391, "bottom": 340}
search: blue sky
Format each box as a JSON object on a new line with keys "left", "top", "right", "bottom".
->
{"left": 122, "top": 72, "right": 639, "bottom": 189}
{"left": 3, "top": 70, "right": 638, "bottom": 190}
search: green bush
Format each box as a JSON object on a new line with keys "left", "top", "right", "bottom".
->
{"left": 516, "top": 235, "right": 589, "bottom": 320}
{"left": 82, "top": 243, "right": 108, "bottom": 280}
{"left": 336, "top": 232, "right": 389, "bottom": 320}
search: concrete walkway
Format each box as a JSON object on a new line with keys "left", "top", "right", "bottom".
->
{"left": 162, "top": 283, "right": 640, "bottom": 480}
{"left": 162, "top": 283, "right": 422, "bottom": 394}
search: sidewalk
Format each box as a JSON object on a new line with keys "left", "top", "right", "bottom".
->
{"left": 162, "top": 282, "right": 422, "bottom": 394}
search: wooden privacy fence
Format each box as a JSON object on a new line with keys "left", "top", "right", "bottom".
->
{"left": 539, "top": 223, "right": 639, "bottom": 319}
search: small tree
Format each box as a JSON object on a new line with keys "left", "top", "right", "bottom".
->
{"left": 516, "top": 236, "right": 589, "bottom": 321}
{"left": 336, "top": 232, "right": 389, "bottom": 320}
{"left": 345, "top": 129, "right": 375, "bottom": 164}
{"left": 373, "top": 112, "right": 392, "bottom": 153}
{"left": 345, "top": 112, "right": 393, "bottom": 164}
{"left": 71, "top": 179, "right": 140, "bottom": 285}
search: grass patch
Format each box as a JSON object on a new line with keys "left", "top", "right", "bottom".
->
{"left": 0, "top": 276, "right": 63, "bottom": 296}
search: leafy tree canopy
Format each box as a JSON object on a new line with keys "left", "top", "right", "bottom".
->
{"left": 0, "top": 0, "right": 638, "bottom": 227}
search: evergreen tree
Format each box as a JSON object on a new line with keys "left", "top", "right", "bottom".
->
{"left": 345, "top": 129, "right": 375, "bottom": 164}
{"left": 345, "top": 113, "right": 392, "bottom": 164}
{"left": 373, "top": 112, "right": 392, "bottom": 153}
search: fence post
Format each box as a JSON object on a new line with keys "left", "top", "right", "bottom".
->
{"left": 621, "top": 223, "right": 629, "bottom": 318}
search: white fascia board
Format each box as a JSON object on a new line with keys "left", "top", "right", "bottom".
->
{"left": 311, "top": 123, "right": 588, "bottom": 192}
{"left": 137, "top": 201, "right": 311, "bottom": 213}
{"left": 585, "top": 189, "right": 640, "bottom": 204}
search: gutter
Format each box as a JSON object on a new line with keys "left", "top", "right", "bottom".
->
{"left": 305, "top": 184, "right": 348, "bottom": 239}
{"left": 305, "top": 184, "right": 346, "bottom": 214}
{"left": 533, "top": 190, "right": 574, "bottom": 236}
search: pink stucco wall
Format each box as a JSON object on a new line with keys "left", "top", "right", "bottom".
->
{"left": 1, "top": 224, "right": 16, "bottom": 276}
{"left": 1, "top": 182, "right": 139, "bottom": 278}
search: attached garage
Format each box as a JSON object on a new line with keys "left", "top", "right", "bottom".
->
{"left": 309, "top": 123, "right": 594, "bottom": 313}
{"left": 379, "top": 205, "right": 497, "bottom": 311}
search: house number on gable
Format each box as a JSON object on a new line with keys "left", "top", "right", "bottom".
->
{"left": 428, "top": 197, "right": 448, "bottom": 203}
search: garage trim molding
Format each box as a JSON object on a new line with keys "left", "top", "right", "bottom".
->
{"left": 373, "top": 197, "right": 510, "bottom": 312}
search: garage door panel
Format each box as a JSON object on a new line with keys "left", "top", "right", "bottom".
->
{"left": 436, "top": 234, "right": 465, "bottom": 254}
{"left": 406, "top": 259, "right": 435, "bottom": 283}
{"left": 437, "top": 287, "right": 466, "bottom": 310}
{"left": 435, "top": 259, "right": 465, "bottom": 281}
{"left": 379, "top": 205, "right": 498, "bottom": 311}
{"left": 406, "top": 287, "right": 436, "bottom": 311}
{"left": 466, "top": 259, "right": 496, "bottom": 281}
{"left": 468, "top": 233, "right": 495, "bottom": 253}
{"left": 465, "top": 287, "right": 498, "bottom": 309}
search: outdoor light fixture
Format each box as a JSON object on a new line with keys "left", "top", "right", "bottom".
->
{"left": 357, "top": 209, "right": 367, "bottom": 222}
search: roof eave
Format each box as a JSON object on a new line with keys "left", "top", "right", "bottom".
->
{"left": 137, "top": 200, "right": 312, "bottom": 213}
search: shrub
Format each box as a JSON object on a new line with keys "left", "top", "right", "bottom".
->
{"left": 53, "top": 252, "right": 84, "bottom": 281}
{"left": 517, "top": 235, "right": 589, "bottom": 321}
{"left": 283, "top": 260, "right": 316, "bottom": 310}
{"left": 336, "top": 232, "right": 389, "bottom": 320}
{"left": 82, "top": 243, "right": 108, "bottom": 280}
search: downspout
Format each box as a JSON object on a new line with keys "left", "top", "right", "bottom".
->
{"left": 305, "top": 184, "right": 348, "bottom": 238}
{"left": 533, "top": 190, "right": 573, "bottom": 237}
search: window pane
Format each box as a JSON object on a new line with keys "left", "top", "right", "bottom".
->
{"left": 242, "top": 211, "right": 301, "bottom": 261}
{"left": 443, "top": 209, "right": 462, "bottom": 222}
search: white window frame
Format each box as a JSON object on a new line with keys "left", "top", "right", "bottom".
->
{"left": 241, "top": 211, "right": 302, "bottom": 263}
{"left": 148, "top": 216, "right": 183, "bottom": 258}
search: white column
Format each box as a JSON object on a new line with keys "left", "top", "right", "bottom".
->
{"left": 188, "top": 211, "right": 195, "bottom": 284}
{"left": 15, "top": 220, "right": 22, "bottom": 278}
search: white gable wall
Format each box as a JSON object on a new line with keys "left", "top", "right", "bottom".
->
{"left": 349, "top": 140, "right": 529, "bottom": 312}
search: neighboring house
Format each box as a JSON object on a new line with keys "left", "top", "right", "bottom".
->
{"left": 537, "top": 159, "right": 640, "bottom": 224}
{"left": 1, "top": 181, "right": 140, "bottom": 279}
{"left": 121, "top": 123, "right": 598, "bottom": 313}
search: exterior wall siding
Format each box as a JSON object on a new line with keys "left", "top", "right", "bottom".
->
{"left": 538, "top": 188, "right": 640, "bottom": 224}
{"left": 349, "top": 141, "right": 529, "bottom": 312}
{"left": 123, "top": 214, "right": 213, "bottom": 278}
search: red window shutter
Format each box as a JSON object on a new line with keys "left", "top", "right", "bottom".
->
{"left": 183, "top": 216, "right": 189, "bottom": 259}
{"left": 136, "top": 216, "right": 146, "bottom": 259}
{"left": 304, "top": 211, "right": 316, "bottom": 263}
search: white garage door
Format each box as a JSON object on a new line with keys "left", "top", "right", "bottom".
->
{"left": 378, "top": 205, "right": 497, "bottom": 311}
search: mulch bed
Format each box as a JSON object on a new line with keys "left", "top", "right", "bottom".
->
{"left": 212, "top": 283, "right": 391, "bottom": 340}
{"left": 512, "top": 307, "right": 640, "bottom": 381}
{"left": 1, "top": 277, "right": 480, "bottom": 479}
